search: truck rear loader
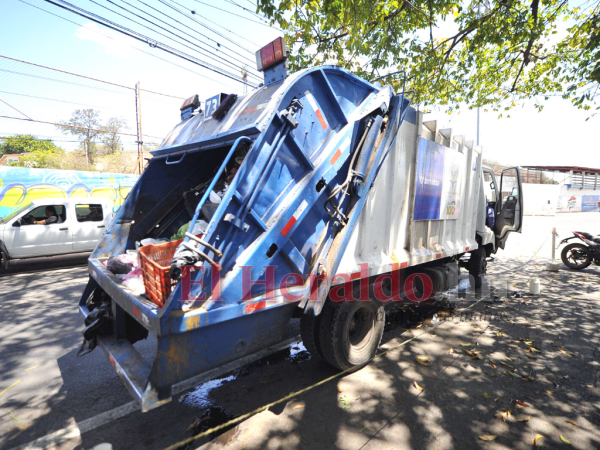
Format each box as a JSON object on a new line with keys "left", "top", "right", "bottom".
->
{"left": 78, "top": 37, "right": 523, "bottom": 411}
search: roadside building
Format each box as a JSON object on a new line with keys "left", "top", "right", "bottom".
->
{"left": 0, "top": 153, "right": 26, "bottom": 165}
{"left": 521, "top": 166, "right": 600, "bottom": 215}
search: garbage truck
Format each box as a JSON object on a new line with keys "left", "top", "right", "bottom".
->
{"left": 78, "top": 37, "right": 523, "bottom": 411}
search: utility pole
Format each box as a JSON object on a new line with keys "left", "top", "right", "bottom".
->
{"left": 477, "top": 107, "right": 480, "bottom": 146}
{"left": 135, "top": 82, "right": 143, "bottom": 175}
{"left": 475, "top": 1, "right": 489, "bottom": 147}
{"left": 241, "top": 66, "right": 247, "bottom": 94}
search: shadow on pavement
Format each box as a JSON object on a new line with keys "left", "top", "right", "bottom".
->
{"left": 1, "top": 258, "right": 599, "bottom": 450}
{"left": 0, "top": 253, "right": 90, "bottom": 276}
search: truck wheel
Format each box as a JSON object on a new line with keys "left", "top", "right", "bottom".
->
{"left": 319, "top": 299, "right": 385, "bottom": 370}
{"left": 0, "top": 251, "right": 8, "bottom": 271}
{"left": 561, "top": 243, "right": 591, "bottom": 269}
{"left": 300, "top": 313, "right": 324, "bottom": 360}
{"left": 469, "top": 247, "right": 487, "bottom": 289}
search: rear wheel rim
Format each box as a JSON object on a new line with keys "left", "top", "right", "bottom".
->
{"left": 567, "top": 248, "right": 590, "bottom": 268}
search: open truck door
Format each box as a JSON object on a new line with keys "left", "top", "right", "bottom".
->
{"left": 495, "top": 167, "right": 523, "bottom": 249}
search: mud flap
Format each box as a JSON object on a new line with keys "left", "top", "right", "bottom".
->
{"left": 78, "top": 289, "right": 112, "bottom": 356}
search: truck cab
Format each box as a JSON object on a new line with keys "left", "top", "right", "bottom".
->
{"left": 480, "top": 165, "right": 523, "bottom": 250}
{"left": 0, "top": 198, "right": 114, "bottom": 269}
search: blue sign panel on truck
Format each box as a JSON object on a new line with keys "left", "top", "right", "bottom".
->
{"left": 414, "top": 138, "right": 465, "bottom": 221}
{"left": 414, "top": 138, "right": 445, "bottom": 220}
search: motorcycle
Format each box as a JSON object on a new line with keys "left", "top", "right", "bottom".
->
{"left": 559, "top": 231, "right": 600, "bottom": 270}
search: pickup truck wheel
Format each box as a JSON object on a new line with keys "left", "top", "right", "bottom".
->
{"left": 319, "top": 299, "right": 385, "bottom": 371}
{"left": 300, "top": 313, "right": 324, "bottom": 360}
{"left": 0, "top": 251, "right": 8, "bottom": 271}
{"left": 469, "top": 247, "right": 487, "bottom": 289}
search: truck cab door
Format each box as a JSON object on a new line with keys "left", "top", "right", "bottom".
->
{"left": 72, "top": 203, "right": 107, "bottom": 252}
{"left": 495, "top": 167, "right": 523, "bottom": 249}
{"left": 10, "top": 204, "right": 72, "bottom": 257}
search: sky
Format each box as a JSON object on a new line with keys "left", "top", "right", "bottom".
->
{"left": 0, "top": 0, "right": 598, "bottom": 168}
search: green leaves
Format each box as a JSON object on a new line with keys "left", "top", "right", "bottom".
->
{"left": 258, "top": 0, "right": 598, "bottom": 113}
{"left": 0, "top": 134, "right": 63, "bottom": 156}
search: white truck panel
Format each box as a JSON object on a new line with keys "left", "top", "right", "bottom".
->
{"left": 335, "top": 111, "right": 483, "bottom": 283}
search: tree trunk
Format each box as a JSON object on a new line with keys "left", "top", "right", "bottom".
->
{"left": 85, "top": 140, "right": 90, "bottom": 169}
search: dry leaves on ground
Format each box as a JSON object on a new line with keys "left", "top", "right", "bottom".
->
{"left": 413, "top": 381, "right": 424, "bottom": 392}
{"left": 479, "top": 435, "right": 498, "bottom": 441}
{"left": 416, "top": 356, "right": 431, "bottom": 367}
{"left": 560, "top": 435, "right": 571, "bottom": 445}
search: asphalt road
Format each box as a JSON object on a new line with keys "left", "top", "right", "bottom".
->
{"left": 1, "top": 214, "right": 599, "bottom": 450}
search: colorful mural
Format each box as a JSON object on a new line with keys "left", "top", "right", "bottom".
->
{"left": 0, "top": 167, "right": 138, "bottom": 218}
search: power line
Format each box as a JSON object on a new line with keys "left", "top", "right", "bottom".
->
{"left": 224, "top": 0, "right": 278, "bottom": 26}
{"left": 88, "top": 0, "right": 259, "bottom": 81}
{"left": 138, "top": 0, "right": 259, "bottom": 65}
{"left": 0, "top": 67, "right": 131, "bottom": 96}
{"left": 114, "top": 0, "right": 258, "bottom": 73}
{"left": 0, "top": 115, "right": 164, "bottom": 139}
{"left": 88, "top": 0, "right": 239, "bottom": 74}
{"left": 0, "top": 89, "right": 126, "bottom": 111}
{"left": 188, "top": 0, "right": 281, "bottom": 29}
{"left": 0, "top": 134, "right": 146, "bottom": 144}
{"left": 0, "top": 136, "right": 152, "bottom": 147}
{"left": 43, "top": 0, "right": 258, "bottom": 87}
{"left": 0, "top": 54, "right": 132, "bottom": 90}
{"left": 161, "top": 0, "right": 261, "bottom": 53}
{"left": 109, "top": 0, "right": 262, "bottom": 80}
{"left": 0, "top": 98, "right": 32, "bottom": 120}
{"left": 18, "top": 0, "right": 243, "bottom": 93}
{"left": 0, "top": 52, "right": 185, "bottom": 99}
{"left": 164, "top": 0, "right": 261, "bottom": 47}
{"left": 74, "top": 0, "right": 257, "bottom": 85}
{"left": 0, "top": 136, "right": 89, "bottom": 143}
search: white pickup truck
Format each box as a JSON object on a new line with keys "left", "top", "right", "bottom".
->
{"left": 0, "top": 198, "right": 114, "bottom": 269}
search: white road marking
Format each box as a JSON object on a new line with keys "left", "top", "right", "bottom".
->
{"left": 10, "top": 336, "right": 301, "bottom": 450}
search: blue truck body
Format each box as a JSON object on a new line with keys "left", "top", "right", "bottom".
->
{"left": 80, "top": 61, "right": 416, "bottom": 411}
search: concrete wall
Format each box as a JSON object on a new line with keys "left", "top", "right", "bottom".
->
{"left": 521, "top": 183, "right": 600, "bottom": 215}
{"left": 522, "top": 183, "right": 561, "bottom": 216}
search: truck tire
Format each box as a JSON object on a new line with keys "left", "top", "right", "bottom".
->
{"left": 300, "top": 313, "right": 324, "bottom": 360}
{"left": 561, "top": 243, "right": 592, "bottom": 269}
{"left": 0, "top": 251, "right": 8, "bottom": 271}
{"left": 469, "top": 247, "right": 487, "bottom": 289}
{"left": 319, "top": 299, "right": 385, "bottom": 371}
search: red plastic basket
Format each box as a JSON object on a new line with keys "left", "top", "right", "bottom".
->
{"left": 138, "top": 235, "right": 201, "bottom": 307}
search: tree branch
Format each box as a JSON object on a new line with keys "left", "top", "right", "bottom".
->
{"left": 510, "top": 0, "right": 540, "bottom": 92}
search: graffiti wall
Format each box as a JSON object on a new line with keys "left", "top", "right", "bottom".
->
{"left": 0, "top": 167, "right": 138, "bottom": 218}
